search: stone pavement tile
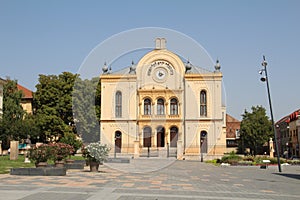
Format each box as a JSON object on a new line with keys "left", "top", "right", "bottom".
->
{"left": 19, "top": 192, "right": 92, "bottom": 200}
{"left": 0, "top": 160, "right": 300, "bottom": 200}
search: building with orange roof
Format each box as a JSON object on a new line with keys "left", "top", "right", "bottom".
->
{"left": 225, "top": 114, "right": 240, "bottom": 153}
{"left": 0, "top": 78, "right": 33, "bottom": 115}
{"left": 276, "top": 109, "right": 300, "bottom": 158}
{"left": 17, "top": 84, "right": 33, "bottom": 114}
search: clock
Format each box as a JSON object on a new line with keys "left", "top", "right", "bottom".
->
{"left": 153, "top": 67, "right": 168, "bottom": 82}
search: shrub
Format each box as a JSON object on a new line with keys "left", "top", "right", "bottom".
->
{"left": 254, "top": 156, "right": 285, "bottom": 164}
{"left": 243, "top": 155, "right": 255, "bottom": 162}
{"left": 60, "top": 132, "right": 83, "bottom": 155}
{"left": 221, "top": 151, "right": 243, "bottom": 164}
{"left": 287, "top": 160, "right": 300, "bottom": 165}
{"left": 48, "top": 142, "right": 74, "bottom": 161}
{"left": 82, "top": 142, "right": 110, "bottom": 163}
{"left": 29, "top": 144, "right": 52, "bottom": 164}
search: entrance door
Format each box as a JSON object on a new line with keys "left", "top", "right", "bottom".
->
{"left": 170, "top": 126, "right": 178, "bottom": 147}
{"left": 200, "top": 131, "right": 207, "bottom": 153}
{"left": 115, "top": 131, "right": 122, "bottom": 153}
{"left": 157, "top": 126, "right": 165, "bottom": 147}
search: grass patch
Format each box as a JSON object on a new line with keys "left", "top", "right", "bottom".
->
{"left": 0, "top": 155, "right": 35, "bottom": 174}
{"left": 0, "top": 155, "right": 85, "bottom": 174}
{"left": 69, "top": 155, "right": 85, "bottom": 160}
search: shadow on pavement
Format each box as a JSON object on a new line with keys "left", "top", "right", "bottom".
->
{"left": 273, "top": 173, "right": 300, "bottom": 180}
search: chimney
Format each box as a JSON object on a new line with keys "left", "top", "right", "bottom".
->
{"left": 155, "top": 38, "right": 167, "bottom": 49}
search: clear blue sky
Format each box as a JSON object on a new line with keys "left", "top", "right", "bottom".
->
{"left": 1, "top": 0, "right": 299, "bottom": 121}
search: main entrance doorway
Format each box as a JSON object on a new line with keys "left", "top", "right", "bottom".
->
{"left": 157, "top": 126, "right": 165, "bottom": 147}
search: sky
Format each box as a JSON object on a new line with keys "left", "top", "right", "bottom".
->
{"left": 1, "top": 0, "right": 299, "bottom": 121}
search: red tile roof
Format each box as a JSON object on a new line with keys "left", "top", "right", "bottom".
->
{"left": 226, "top": 114, "right": 240, "bottom": 123}
{"left": 17, "top": 84, "right": 33, "bottom": 99}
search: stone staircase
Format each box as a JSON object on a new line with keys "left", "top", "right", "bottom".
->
{"left": 140, "top": 147, "right": 177, "bottom": 158}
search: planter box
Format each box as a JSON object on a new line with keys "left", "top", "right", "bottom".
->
{"left": 10, "top": 167, "right": 66, "bottom": 176}
{"left": 65, "top": 162, "right": 84, "bottom": 169}
{"left": 105, "top": 158, "right": 130, "bottom": 163}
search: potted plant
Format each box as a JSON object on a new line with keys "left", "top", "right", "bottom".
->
{"left": 28, "top": 144, "right": 51, "bottom": 167}
{"left": 48, "top": 142, "right": 74, "bottom": 167}
{"left": 82, "top": 142, "right": 110, "bottom": 172}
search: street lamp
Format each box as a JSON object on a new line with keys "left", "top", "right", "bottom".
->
{"left": 259, "top": 56, "right": 282, "bottom": 172}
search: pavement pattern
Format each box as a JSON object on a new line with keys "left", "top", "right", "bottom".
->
{"left": 0, "top": 159, "right": 299, "bottom": 200}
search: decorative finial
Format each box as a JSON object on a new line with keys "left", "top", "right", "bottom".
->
{"left": 102, "top": 62, "right": 108, "bottom": 74}
{"left": 215, "top": 59, "right": 221, "bottom": 72}
{"left": 129, "top": 60, "right": 136, "bottom": 74}
{"left": 185, "top": 60, "right": 192, "bottom": 73}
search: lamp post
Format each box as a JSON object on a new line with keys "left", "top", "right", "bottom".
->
{"left": 259, "top": 56, "right": 282, "bottom": 172}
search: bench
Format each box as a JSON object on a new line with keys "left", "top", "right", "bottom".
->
{"left": 18, "top": 144, "right": 30, "bottom": 154}
{"left": 260, "top": 159, "right": 270, "bottom": 169}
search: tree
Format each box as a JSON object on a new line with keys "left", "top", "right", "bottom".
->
{"left": 0, "top": 80, "right": 25, "bottom": 148}
{"left": 33, "top": 72, "right": 101, "bottom": 143}
{"left": 60, "top": 132, "right": 83, "bottom": 155}
{"left": 34, "top": 72, "right": 76, "bottom": 142}
{"left": 239, "top": 106, "right": 272, "bottom": 155}
{"left": 72, "top": 77, "right": 101, "bottom": 142}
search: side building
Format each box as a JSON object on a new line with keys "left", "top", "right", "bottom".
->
{"left": 17, "top": 84, "right": 33, "bottom": 114}
{"left": 276, "top": 109, "right": 300, "bottom": 158}
{"left": 100, "top": 38, "right": 226, "bottom": 160}
{"left": 225, "top": 114, "right": 240, "bottom": 153}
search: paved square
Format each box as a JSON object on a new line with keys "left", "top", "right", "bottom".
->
{"left": 0, "top": 160, "right": 299, "bottom": 200}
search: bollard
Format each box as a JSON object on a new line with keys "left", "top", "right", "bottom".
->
{"left": 147, "top": 146, "right": 150, "bottom": 158}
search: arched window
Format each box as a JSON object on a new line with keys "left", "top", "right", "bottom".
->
{"left": 143, "top": 126, "right": 152, "bottom": 147}
{"left": 170, "top": 98, "right": 178, "bottom": 115}
{"left": 144, "top": 98, "right": 151, "bottom": 115}
{"left": 200, "top": 90, "right": 207, "bottom": 117}
{"left": 157, "top": 98, "right": 165, "bottom": 115}
{"left": 115, "top": 91, "right": 122, "bottom": 118}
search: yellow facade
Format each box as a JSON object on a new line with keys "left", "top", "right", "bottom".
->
{"left": 100, "top": 38, "right": 226, "bottom": 160}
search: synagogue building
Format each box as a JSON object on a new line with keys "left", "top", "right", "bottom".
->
{"left": 100, "top": 38, "right": 226, "bottom": 160}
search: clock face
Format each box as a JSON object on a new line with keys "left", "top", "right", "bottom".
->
{"left": 156, "top": 69, "right": 166, "bottom": 79}
{"left": 153, "top": 67, "right": 168, "bottom": 82}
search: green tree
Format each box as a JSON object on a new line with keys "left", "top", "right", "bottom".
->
{"left": 0, "top": 80, "right": 25, "bottom": 148}
{"left": 34, "top": 72, "right": 76, "bottom": 142}
{"left": 239, "top": 106, "right": 272, "bottom": 155}
{"left": 33, "top": 72, "right": 101, "bottom": 143}
{"left": 22, "top": 114, "right": 41, "bottom": 142}
{"left": 72, "top": 77, "right": 101, "bottom": 142}
{"left": 60, "top": 132, "right": 83, "bottom": 155}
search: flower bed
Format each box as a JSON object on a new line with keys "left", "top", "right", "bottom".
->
{"left": 48, "top": 143, "right": 74, "bottom": 162}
